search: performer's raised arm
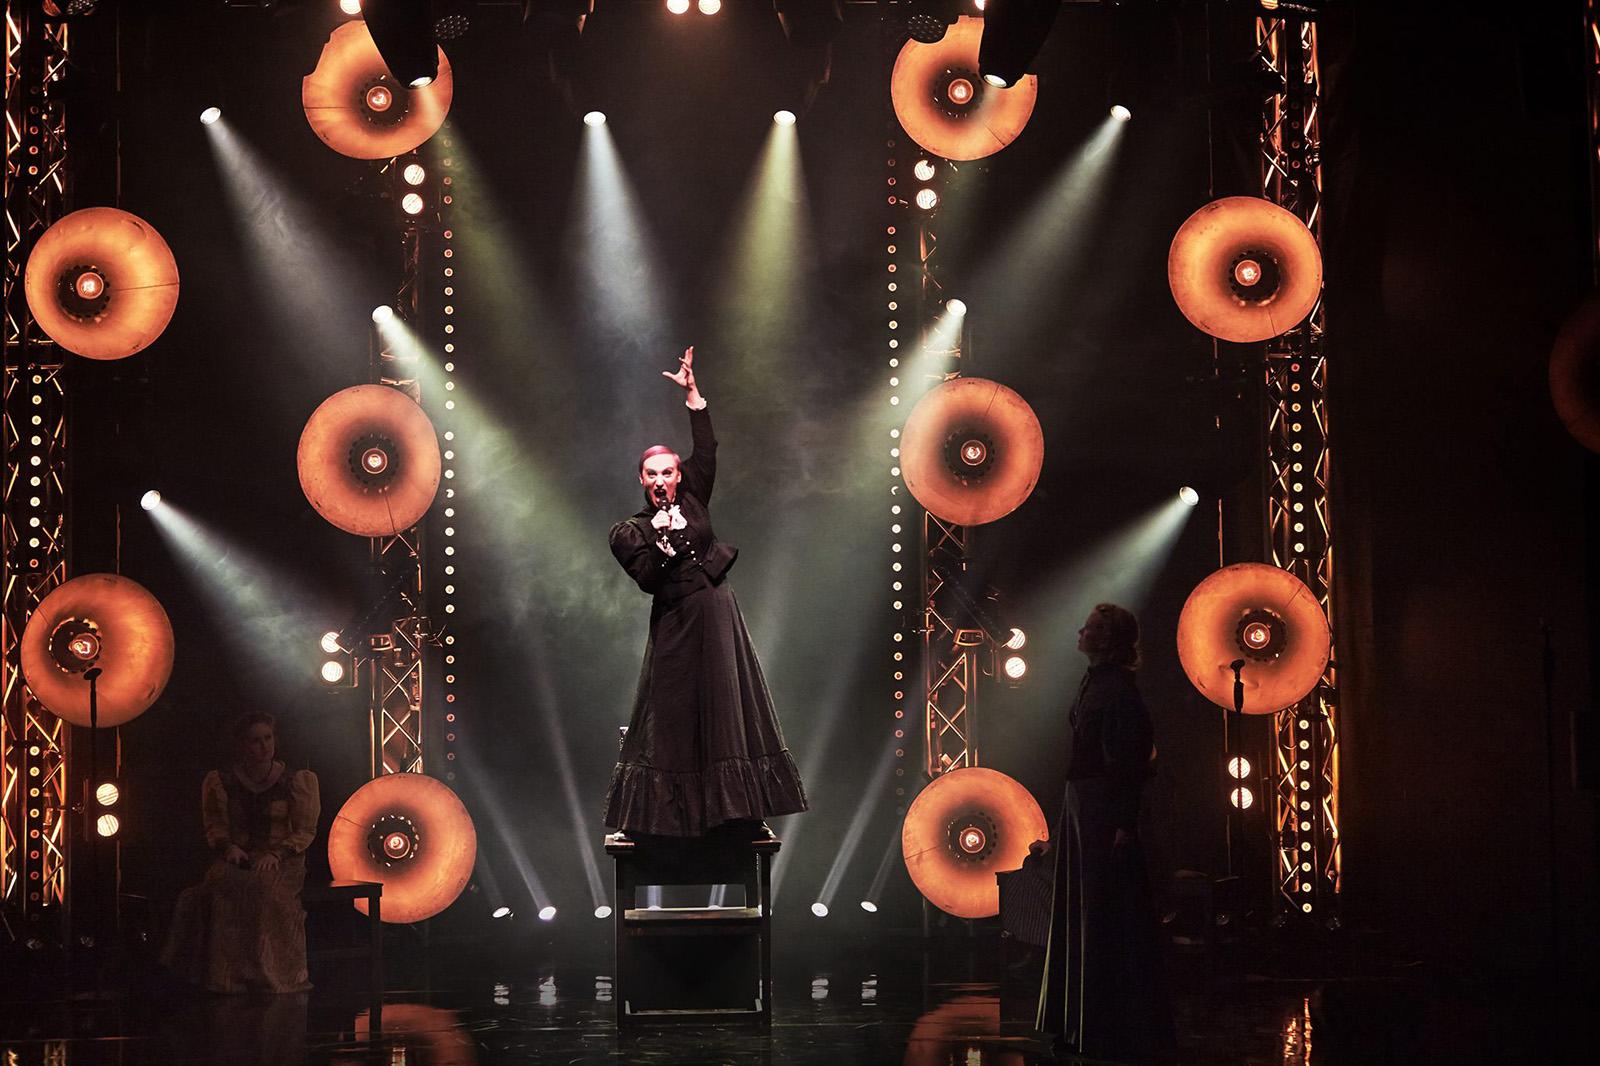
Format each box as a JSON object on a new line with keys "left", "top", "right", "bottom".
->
{"left": 662, "top": 345, "right": 716, "bottom": 503}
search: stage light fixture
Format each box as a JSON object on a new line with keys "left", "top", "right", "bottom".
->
{"left": 538, "top": 905, "right": 557, "bottom": 921}
{"left": 401, "top": 192, "right": 425, "bottom": 215}
{"left": 1002, "top": 654, "right": 1027, "bottom": 681}
{"left": 915, "top": 188, "right": 939, "bottom": 210}
{"left": 860, "top": 900, "right": 878, "bottom": 913}
{"left": 774, "top": 109, "right": 796, "bottom": 126}
{"left": 594, "top": 905, "right": 613, "bottom": 919}
{"left": 583, "top": 110, "right": 606, "bottom": 126}
{"left": 96, "top": 814, "right": 120, "bottom": 838}
{"left": 372, "top": 305, "right": 395, "bottom": 323}
{"left": 320, "top": 660, "right": 347, "bottom": 684}
{"left": 946, "top": 298, "right": 967, "bottom": 317}
{"left": 1179, "top": 485, "right": 1200, "bottom": 506}
{"left": 978, "top": 0, "right": 1061, "bottom": 89}
{"left": 1230, "top": 786, "right": 1255, "bottom": 810}
{"left": 403, "top": 163, "right": 426, "bottom": 186}
{"left": 1228, "top": 755, "right": 1252, "bottom": 779}
{"left": 95, "top": 782, "right": 120, "bottom": 807}
{"left": 200, "top": 107, "right": 222, "bottom": 126}
{"left": 340, "top": 0, "right": 362, "bottom": 13}
{"left": 320, "top": 631, "right": 342, "bottom": 655}
{"left": 913, "top": 158, "right": 936, "bottom": 181}
{"left": 1004, "top": 627, "right": 1026, "bottom": 650}
{"left": 698, "top": 0, "right": 721, "bottom": 12}
{"left": 811, "top": 902, "right": 829, "bottom": 917}
{"left": 1110, "top": 104, "right": 1132, "bottom": 122}
{"left": 140, "top": 490, "right": 161, "bottom": 511}
{"left": 667, "top": 0, "right": 689, "bottom": 13}
{"left": 491, "top": 906, "right": 513, "bottom": 919}
{"left": 360, "top": 0, "right": 439, "bottom": 89}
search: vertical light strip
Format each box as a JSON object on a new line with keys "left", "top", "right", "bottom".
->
{"left": 437, "top": 127, "right": 461, "bottom": 784}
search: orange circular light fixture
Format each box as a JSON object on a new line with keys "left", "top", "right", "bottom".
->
{"left": 899, "top": 376, "right": 1044, "bottom": 526}
{"left": 890, "top": 16, "right": 1038, "bottom": 162}
{"left": 23, "top": 207, "right": 179, "bottom": 361}
{"left": 302, "top": 21, "right": 454, "bottom": 160}
{"left": 1168, "top": 196, "right": 1322, "bottom": 343}
{"left": 297, "top": 384, "right": 442, "bottom": 537}
{"left": 1176, "top": 563, "right": 1330, "bottom": 715}
{"left": 902, "top": 767, "right": 1047, "bottom": 919}
{"left": 328, "top": 772, "right": 476, "bottom": 924}
{"left": 20, "top": 573, "right": 174, "bottom": 728}
{"left": 1549, "top": 294, "right": 1600, "bottom": 453}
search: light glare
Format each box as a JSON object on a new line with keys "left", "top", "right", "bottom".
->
{"left": 320, "top": 660, "right": 346, "bottom": 684}
{"left": 1004, "top": 627, "right": 1026, "bottom": 650}
{"left": 200, "top": 107, "right": 221, "bottom": 125}
{"left": 946, "top": 298, "right": 967, "bottom": 317}
{"left": 983, "top": 73, "right": 1009, "bottom": 88}
{"left": 915, "top": 188, "right": 939, "bottom": 210}
{"left": 594, "top": 905, "right": 613, "bottom": 919}
{"left": 583, "top": 111, "right": 606, "bottom": 127}
{"left": 1110, "top": 104, "right": 1132, "bottom": 122}
{"left": 403, "top": 163, "right": 426, "bottom": 185}
{"left": 371, "top": 305, "right": 394, "bottom": 323}
{"left": 96, "top": 814, "right": 120, "bottom": 838}
{"left": 320, "top": 631, "right": 341, "bottom": 655}
{"left": 95, "top": 783, "right": 120, "bottom": 807}
{"left": 140, "top": 490, "right": 162, "bottom": 511}
{"left": 1179, "top": 486, "right": 1200, "bottom": 506}
{"left": 1003, "top": 655, "right": 1027, "bottom": 680}
{"left": 698, "top": 0, "right": 721, "bottom": 12}
{"left": 340, "top": 0, "right": 362, "bottom": 12}
{"left": 666, "top": 0, "right": 689, "bottom": 12}
{"left": 811, "top": 902, "right": 829, "bottom": 917}
{"left": 774, "top": 110, "right": 796, "bottom": 126}
{"left": 491, "top": 906, "right": 513, "bottom": 919}
{"left": 538, "top": 905, "right": 557, "bottom": 921}
{"left": 859, "top": 900, "right": 878, "bottom": 913}
{"left": 401, "top": 192, "right": 425, "bottom": 215}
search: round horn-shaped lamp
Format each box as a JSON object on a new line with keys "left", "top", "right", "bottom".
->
{"left": 297, "top": 384, "right": 442, "bottom": 537}
{"left": 23, "top": 207, "right": 179, "bottom": 361}
{"left": 902, "top": 767, "right": 1047, "bottom": 919}
{"left": 1176, "top": 562, "right": 1330, "bottom": 714}
{"left": 1550, "top": 294, "right": 1600, "bottom": 453}
{"left": 328, "top": 772, "right": 476, "bottom": 924}
{"left": 302, "top": 21, "right": 453, "bottom": 160}
{"left": 20, "top": 574, "right": 174, "bottom": 728}
{"left": 891, "top": 16, "right": 1037, "bottom": 162}
{"left": 900, "top": 376, "right": 1043, "bottom": 527}
{"left": 1168, "top": 196, "right": 1322, "bottom": 343}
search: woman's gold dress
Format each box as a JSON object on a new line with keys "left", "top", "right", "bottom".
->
{"left": 161, "top": 764, "right": 320, "bottom": 993}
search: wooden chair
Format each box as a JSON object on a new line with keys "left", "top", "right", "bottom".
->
{"left": 605, "top": 830, "right": 780, "bottom": 1027}
{"left": 300, "top": 879, "right": 384, "bottom": 992}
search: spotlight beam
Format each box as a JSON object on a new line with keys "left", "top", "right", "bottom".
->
{"left": 814, "top": 741, "right": 898, "bottom": 908}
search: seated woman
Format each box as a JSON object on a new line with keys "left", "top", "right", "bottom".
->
{"left": 162, "top": 712, "right": 320, "bottom": 993}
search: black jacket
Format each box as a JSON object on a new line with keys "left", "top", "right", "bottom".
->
{"left": 609, "top": 404, "right": 738, "bottom": 601}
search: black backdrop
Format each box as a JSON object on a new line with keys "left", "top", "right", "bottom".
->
{"left": 49, "top": 1, "right": 1596, "bottom": 974}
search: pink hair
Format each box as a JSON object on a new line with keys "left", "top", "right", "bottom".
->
{"left": 639, "top": 445, "right": 678, "bottom": 475}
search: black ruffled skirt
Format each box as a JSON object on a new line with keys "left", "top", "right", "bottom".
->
{"left": 604, "top": 581, "right": 808, "bottom": 837}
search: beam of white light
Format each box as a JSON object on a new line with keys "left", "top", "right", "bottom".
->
{"left": 571, "top": 121, "right": 677, "bottom": 423}
{"left": 530, "top": 661, "right": 608, "bottom": 908}
{"left": 473, "top": 778, "right": 553, "bottom": 910}
{"left": 202, "top": 117, "right": 373, "bottom": 365}
{"left": 969, "top": 115, "right": 1126, "bottom": 352}
{"left": 1018, "top": 493, "right": 1196, "bottom": 709}
{"left": 712, "top": 119, "right": 813, "bottom": 386}
{"left": 865, "top": 818, "right": 907, "bottom": 903}
{"left": 814, "top": 741, "right": 898, "bottom": 907}
{"left": 145, "top": 501, "right": 338, "bottom": 692}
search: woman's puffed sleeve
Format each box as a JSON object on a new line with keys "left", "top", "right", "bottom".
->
{"left": 610, "top": 519, "right": 666, "bottom": 595}
{"left": 277, "top": 770, "right": 320, "bottom": 859}
{"left": 201, "top": 770, "right": 231, "bottom": 850}
{"left": 680, "top": 404, "right": 717, "bottom": 504}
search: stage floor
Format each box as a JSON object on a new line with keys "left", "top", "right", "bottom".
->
{"left": 0, "top": 930, "right": 1590, "bottom": 1064}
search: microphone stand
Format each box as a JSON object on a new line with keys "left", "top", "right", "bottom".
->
{"left": 1225, "top": 659, "right": 1245, "bottom": 880}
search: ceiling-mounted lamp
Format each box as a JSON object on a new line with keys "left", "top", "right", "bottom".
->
{"left": 977, "top": 0, "right": 1061, "bottom": 89}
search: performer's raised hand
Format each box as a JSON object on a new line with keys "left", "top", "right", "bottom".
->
{"left": 662, "top": 346, "right": 703, "bottom": 406}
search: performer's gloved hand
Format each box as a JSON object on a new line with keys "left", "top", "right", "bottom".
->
{"left": 650, "top": 509, "right": 677, "bottom": 556}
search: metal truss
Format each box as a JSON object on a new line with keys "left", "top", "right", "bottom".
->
{"left": 1588, "top": 0, "right": 1600, "bottom": 284}
{"left": 1255, "top": 14, "right": 1340, "bottom": 921}
{"left": 2, "top": 7, "right": 71, "bottom": 923}
{"left": 367, "top": 227, "right": 429, "bottom": 778}
{"left": 922, "top": 514, "right": 978, "bottom": 777}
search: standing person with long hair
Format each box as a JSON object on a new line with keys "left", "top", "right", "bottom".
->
{"left": 1036, "top": 603, "right": 1175, "bottom": 1059}
{"left": 603, "top": 346, "right": 808, "bottom": 838}
{"left": 163, "top": 712, "right": 321, "bottom": 993}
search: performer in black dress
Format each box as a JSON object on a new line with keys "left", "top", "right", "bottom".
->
{"left": 603, "top": 347, "right": 809, "bottom": 837}
{"left": 1036, "top": 603, "right": 1175, "bottom": 1060}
